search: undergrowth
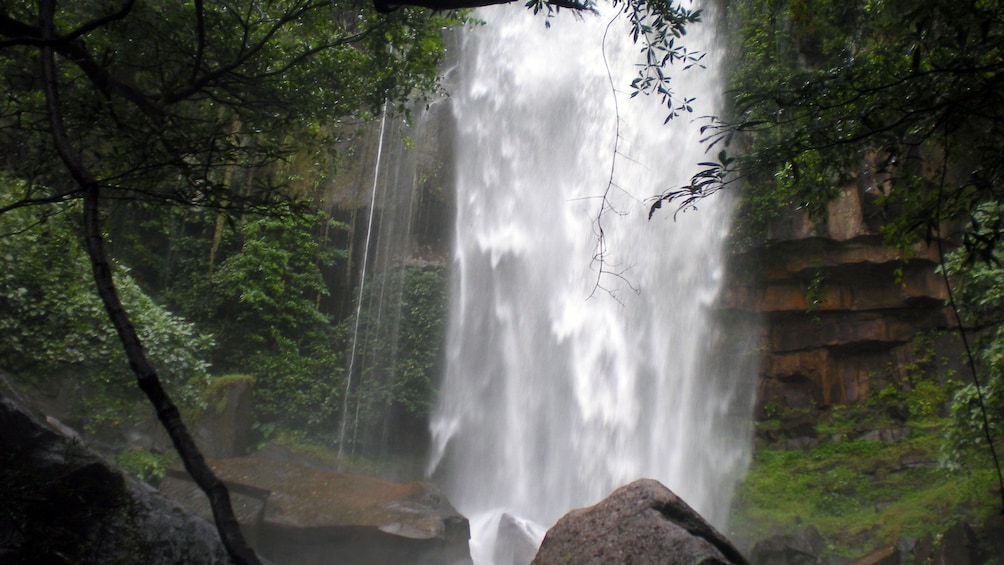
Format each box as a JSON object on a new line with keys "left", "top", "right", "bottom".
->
{"left": 729, "top": 415, "right": 999, "bottom": 557}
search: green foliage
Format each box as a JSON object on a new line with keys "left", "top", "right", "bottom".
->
{"left": 0, "top": 184, "right": 213, "bottom": 431}
{"left": 736, "top": 324, "right": 992, "bottom": 556}
{"left": 0, "top": 0, "right": 465, "bottom": 450}
{"left": 945, "top": 377, "right": 1004, "bottom": 469}
{"left": 875, "top": 332, "right": 956, "bottom": 422}
{"left": 0, "top": 2, "right": 467, "bottom": 216}
{"left": 210, "top": 213, "right": 345, "bottom": 346}
{"left": 656, "top": 0, "right": 1004, "bottom": 255}
{"left": 341, "top": 265, "right": 448, "bottom": 451}
{"left": 941, "top": 204, "right": 1004, "bottom": 468}
{"left": 179, "top": 211, "right": 348, "bottom": 432}
{"left": 395, "top": 266, "right": 450, "bottom": 415}
{"left": 115, "top": 449, "right": 171, "bottom": 484}
{"left": 732, "top": 427, "right": 998, "bottom": 557}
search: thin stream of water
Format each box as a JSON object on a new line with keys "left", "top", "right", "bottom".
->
{"left": 338, "top": 108, "right": 388, "bottom": 460}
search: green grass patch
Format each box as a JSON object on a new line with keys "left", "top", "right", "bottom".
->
{"left": 730, "top": 422, "right": 999, "bottom": 557}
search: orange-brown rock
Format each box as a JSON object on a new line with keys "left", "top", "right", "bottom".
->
{"left": 722, "top": 180, "right": 962, "bottom": 424}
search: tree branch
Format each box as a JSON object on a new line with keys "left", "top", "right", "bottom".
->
{"left": 61, "top": 0, "right": 137, "bottom": 43}
{"left": 36, "top": 2, "right": 260, "bottom": 563}
{"left": 375, "top": 0, "right": 593, "bottom": 12}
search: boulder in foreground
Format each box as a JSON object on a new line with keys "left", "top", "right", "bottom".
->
{"left": 0, "top": 389, "right": 230, "bottom": 564}
{"left": 532, "top": 478, "right": 749, "bottom": 565}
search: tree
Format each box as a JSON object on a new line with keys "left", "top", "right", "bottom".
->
{"left": 1, "top": 1, "right": 460, "bottom": 561}
{"left": 0, "top": 0, "right": 704, "bottom": 561}
{"left": 652, "top": 0, "right": 1004, "bottom": 253}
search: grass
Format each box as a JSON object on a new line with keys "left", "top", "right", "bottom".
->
{"left": 729, "top": 414, "right": 1000, "bottom": 558}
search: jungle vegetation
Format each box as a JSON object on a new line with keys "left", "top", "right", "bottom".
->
{"left": 0, "top": 0, "right": 706, "bottom": 561}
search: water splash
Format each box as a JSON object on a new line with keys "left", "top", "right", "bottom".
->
{"left": 429, "top": 3, "right": 758, "bottom": 562}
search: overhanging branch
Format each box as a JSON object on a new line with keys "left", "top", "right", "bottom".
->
{"left": 375, "top": 0, "right": 593, "bottom": 12}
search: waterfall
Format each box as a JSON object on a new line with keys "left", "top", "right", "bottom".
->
{"left": 428, "top": 2, "right": 759, "bottom": 562}
{"left": 336, "top": 105, "right": 441, "bottom": 468}
{"left": 338, "top": 109, "right": 388, "bottom": 460}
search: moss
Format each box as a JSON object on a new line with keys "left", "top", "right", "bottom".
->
{"left": 115, "top": 449, "right": 172, "bottom": 484}
{"left": 201, "top": 374, "right": 254, "bottom": 416}
{"left": 731, "top": 420, "right": 999, "bottom": 557}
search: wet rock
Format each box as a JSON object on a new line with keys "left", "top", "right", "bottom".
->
{"left": 163, "top": 456, "right": 472, "bottom": 565}
{"left": 894, "top": 537, "right": 920, "bottom": 565}
{"left": 891, "top": 452, "right": 936, "bottom": 472}
{"left": 751, "top": 525, "right": 825, "bottom": 565}
{"left": 859, "top": 427, "right": 910, "bottom": 443}
{"left": 494, "top": 513, "right": 540, "bottom": 565}
{"left": 977, "top": 513, "right": 1004, "bottom": 564}
{"left": 847, "top": 546, "right": 897, "bottom": 565}
{"left": 531, "top": 479, "right": 748, "bottom": 565}
{"left": 725, "top": 179, "right": 964, "bottom": 423}
{"left": 787, "top": 436, "right": 821, "bottom": 451}
{"left": 933, "top": 521, "right": 978, "bottom": 565}
{"left": 0, "top": 389, "right": 230, "bottom": 564}
{"left": 193, "top": 375, "right": 255, "bottom": 458}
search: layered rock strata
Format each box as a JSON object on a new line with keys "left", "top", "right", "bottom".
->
{"left": 721, "top": 184, "right": 962, "bottom": 425}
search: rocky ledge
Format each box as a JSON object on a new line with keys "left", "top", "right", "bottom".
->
{"left": 160, "top": 455, "right": 471, "bottom": 565}
{"left": 1, "top": 383, "right": 471, "bottom": 565}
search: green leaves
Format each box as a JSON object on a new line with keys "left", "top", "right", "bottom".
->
{"left": 0, "top": 181, "right": 213, "bottom": 428}
{"left": 338, "top": 265, "right": 448, "bottom": 450}
{"left": 619, "top": 0, "right": 703, "bottom": 123}
{"left": 0, "top": 1, "right": 464, "bottom": 217}
{"left": 940, "top": 203, "right": 1004, "bottom": 468}
{"left": 715, "top": 0, "right": 1004, "bottom": 247}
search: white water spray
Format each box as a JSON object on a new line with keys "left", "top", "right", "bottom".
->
{"left": 429, "top": 3, "right": 758, "bottom": 562}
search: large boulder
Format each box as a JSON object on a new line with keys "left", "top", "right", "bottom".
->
{"left": 0, "top": 389, "right": 230, "bottom": 564}
{"left": 531, "top": 479, "right": 748, "bottom": 565}
{"left": 160, "top": 455, "right": 472, "bottom": 565}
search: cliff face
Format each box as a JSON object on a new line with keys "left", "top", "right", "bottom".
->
{"left": 721, "top": 183, "right": 961, "bottom": 429}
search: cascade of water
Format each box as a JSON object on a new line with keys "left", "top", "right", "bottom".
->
{"left": 428, "top": 2, "right": 758, "bottom": 562}
{"left": 338, "top": 109, "right": 389, "bottom": 460}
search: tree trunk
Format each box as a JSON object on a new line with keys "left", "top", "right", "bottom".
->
{"left": 37, "top": 2, "right": 260, "bottom": 563}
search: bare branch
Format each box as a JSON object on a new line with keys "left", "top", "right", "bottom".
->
{"left": 0, "top": 191, "right": 80, "bottom": 216}
{"left": 61, "top": 0, "right": 137, "bottom": 43}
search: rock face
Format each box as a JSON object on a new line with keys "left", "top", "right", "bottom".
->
{"left": 721, "top": 183, "right": 963, "bottom": 430}
{"left": 0, "top": 389, "right": 230, "bottom": 564}
{"left": 531, "top": 479, "right": 748, "bottom": 565}
{"left": 160, "top": 455, "right": 472, "bottom": 565}
{"left": 193, "top": 375, "right": 255, "bottom": 458}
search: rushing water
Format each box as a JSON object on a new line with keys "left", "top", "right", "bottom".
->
{"left": 428, "top": 3, "right": 758, "bottom": 562}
